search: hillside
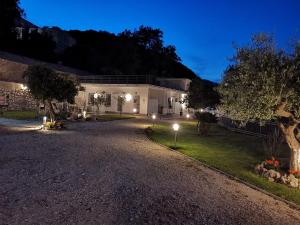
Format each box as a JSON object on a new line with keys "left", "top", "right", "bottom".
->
{"left": 9, "top": 20, "right": 198, "bottom": 80}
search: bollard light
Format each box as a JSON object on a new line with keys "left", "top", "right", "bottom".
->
{"left": 83, "top": 110, "right": 87, "bottom": 119}
{"left": 152, "top": 114, "right": 156, "bottom": 126}
{"left": 43, "top": 116, "right": 47, "bottom": 124}
{"left": 173, "top": 123, "right": 179, "bottom": 131}
{"left": 172, "top": 123, "right": 180, "bottom": 148}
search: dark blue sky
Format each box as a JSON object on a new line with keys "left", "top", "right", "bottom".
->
{"left": 21, "top": 0, "right": 300, "bottom": 82}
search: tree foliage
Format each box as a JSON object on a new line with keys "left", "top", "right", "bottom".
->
{"left": 188, "top": 78, "right": 219, "bottom": 109}
{"left": 23, "top": 65, "right": 79, "bottom": 120}
{"left": 218, "top": 33, "right": 300, "bottom": 170}
{"left": 0, "top": 0, "right": 24, "bottom": 47}
{"left": 61, "top": 26, "right": 196, "bottom": 79}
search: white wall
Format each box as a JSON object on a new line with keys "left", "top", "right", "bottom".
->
{"left": 78, "top": 84, "right": 150, "bottom": 114}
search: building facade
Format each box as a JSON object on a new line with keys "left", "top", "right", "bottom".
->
{"left": 76, "top": 82, "right": 189, "bottom": 115}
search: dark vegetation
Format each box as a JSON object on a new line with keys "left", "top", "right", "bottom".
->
{"left": 0, "top": 0, "right": 197, "bottom": 79}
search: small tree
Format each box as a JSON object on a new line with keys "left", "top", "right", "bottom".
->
{"left": 93, "top": 91, "right": 106, "bottom": 114}
{"left": 218, "top": 34, "right": 300, "bottom": 171}
{"left": 195, "top": 112, "right": 217, "bottom": 135}
{"left": 23, "top": 65, "right": 79, "bottom": 121}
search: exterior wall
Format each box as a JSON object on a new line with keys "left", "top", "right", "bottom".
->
{"left": 78, "top": 83, "right": 188, "bottom": 115}
{"left": 0, "top": 81, "right": 37, "bottom": 111}
{"left": 78, "top": 84, "right": 150, "bottom": 114}
{"left": 148, "top": 87, "right": 188, "bottom": 115}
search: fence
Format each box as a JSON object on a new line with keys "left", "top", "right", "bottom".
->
{"left": 218, "top": 117, "right": 278, "bottom": 137}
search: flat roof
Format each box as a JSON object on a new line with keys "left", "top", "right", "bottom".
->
{"left": 82, "top": 83, "right": 186, "bottom": 93}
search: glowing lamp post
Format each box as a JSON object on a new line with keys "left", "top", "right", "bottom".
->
{"left": 152, "top": 114, "right": 156, "bottom": 126}
{"left": 42, "top": 116, "right": 47, "bottom": 130}
{"left": 83, "top": 110, "right": 87, "bottom": 119}
{"left": 172, "top": 123, "right": 180, "bottom": 148}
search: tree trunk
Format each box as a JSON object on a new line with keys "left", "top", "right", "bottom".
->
{"left": 279, "top": 122, "right": 300, "bottom": 171}
{"left": 47, "top": 100, "right": 55, "bottom": 122}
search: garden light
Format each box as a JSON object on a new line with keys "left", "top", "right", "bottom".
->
{"left": 173, "top": 123, "right": 179, "bottom": 131}
{"left": 125, "top": 93, "right": 132, "bottom": 102}
{"left": 43, "top": 116, "right": 47, "bottom": 124}
{"left": 94, "top": 92, "right": 98, "bottom": 99}
{"left": 83, "top": 110, "right": 87, "bottom": 119}
{"left": 133, "top": 108, "right": 137, "bottom": 113}
{"left": 151, "top": 114, "right": 156, "bottom": 126}
{"left": 172, "top": 123, "right": 180, "bottom": 148}
{"left": 186, "top": 114, "right": 190, "bottom": 119}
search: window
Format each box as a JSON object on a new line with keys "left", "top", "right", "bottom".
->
{"left": 105, "top": 94, "right": 111, "bottom": 107}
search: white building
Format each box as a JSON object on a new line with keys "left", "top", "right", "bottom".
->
{"left": 76, "top": 76, "right": 191, "bottom": 115}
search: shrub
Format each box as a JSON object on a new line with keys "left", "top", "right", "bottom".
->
{"left": 44, "top": 121, "right": 65, "bottom": 130}
{"left": 195, "top": 112, "right": 217, "bottom": 135}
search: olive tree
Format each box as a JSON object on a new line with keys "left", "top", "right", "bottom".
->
{"left": 218, "top": 34, "right": 300, "bottom": 171}
{"left": 24, "top": 65, "right": 79, "bottom": 121}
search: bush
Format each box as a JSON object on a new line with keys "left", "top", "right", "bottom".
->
{"left": 44, "top": 121, "right": 65, "bottom": 130}
{"left": 195, "top": 112, "right": 217, "bottom": 136}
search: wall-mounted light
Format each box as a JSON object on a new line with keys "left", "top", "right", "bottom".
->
{"left": 125, "top": 93, "right": 132, "bottom": 102}
{"left": 20, "top": 84, "right": 28, "bottom": 90}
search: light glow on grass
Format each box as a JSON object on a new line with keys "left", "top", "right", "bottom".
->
{"left": 148, "top": 121, "right": 300, "bottom": 205}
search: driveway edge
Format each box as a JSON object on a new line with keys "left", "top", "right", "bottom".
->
{"left": 144, "top": 129, "right": 300, "bottom": 211}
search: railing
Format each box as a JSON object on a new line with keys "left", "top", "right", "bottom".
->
{"left": 218, "top": 117, "right": 278, "bottom": 137}
{"left": 79, "top": 75, "right": 156, "bottom": 85}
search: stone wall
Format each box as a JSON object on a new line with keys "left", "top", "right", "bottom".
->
{"left": 0, "top": 81, "right": 38, "bottom": 111}
{"left": 0, "top": 88, "right": 38, "bottom": 111}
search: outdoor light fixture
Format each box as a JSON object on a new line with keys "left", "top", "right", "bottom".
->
{"left": 83, "top": 110, "right": 87, "bottom": 119}
{"left": 151, "top": 114, "right": 156, "bottom": 126}
{"left": 200, "top": 108, "right": 204, "bottom": 112}
{"left": 125, "top": 93, "right": 132, "bottom": 102}
{"left": 43, "top": 116, "right": 47, "bottom": 124}
{"left": 133, "top": 108, "right": 137, "bottom": 113}
{"left": 172, "top": 123, "right": 180, "bottom": 148}
{"left": 173, "top": 123, "right": 179, "bottom": 131}
{"left": 94, "top": 92, "right": 98, "bottom": 99}
{"left": 186, "top": 114, "right": 190, "bottom": 119}
{"left": 20, "top": 84, "right": 28, "bottom": 90}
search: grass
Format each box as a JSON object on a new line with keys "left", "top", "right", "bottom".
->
{"left": 148, "top": 120, "right": 300, "bottom": 205}
{"left": 0, "top": 111, "right": 38, "bottom": 120}
{"left": 95, "top": 114, "right": 135, "bottom": 122}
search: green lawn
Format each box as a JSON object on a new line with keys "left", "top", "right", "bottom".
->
{"left": 95, "top": 114, "right": 135, "bottom": 121}
{"left": 0, "top": 111, "right": 38, "bottom": 120}
{"left": 149, "top": 120, "right": 300, "bottom": 205}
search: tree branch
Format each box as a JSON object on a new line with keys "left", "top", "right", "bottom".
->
{"left": 275, "top": 101, "right": 300, "bottom": 123}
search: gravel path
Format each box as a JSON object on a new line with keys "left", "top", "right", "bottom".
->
{"left": 1, "top": 118, "right": 300, "bottom": 225}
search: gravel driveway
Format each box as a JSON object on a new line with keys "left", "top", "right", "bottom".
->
{"left": 1, "top": 118, "right": 300, "bottom": 225}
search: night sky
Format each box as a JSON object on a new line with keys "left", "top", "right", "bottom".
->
{"left": 21, "top": 0, "right": 300, "bottom": 82}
